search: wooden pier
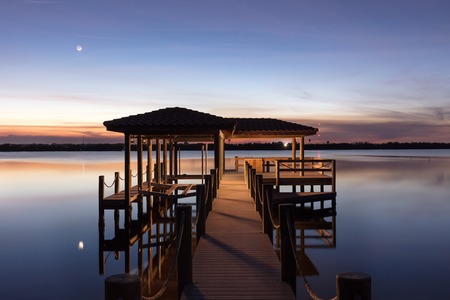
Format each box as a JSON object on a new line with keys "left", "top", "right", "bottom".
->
{"left": 99, "top": 107, "right": 337, "bottom": 299}
{"left": 181, "top": 172, "right": 295, "bottom": 299}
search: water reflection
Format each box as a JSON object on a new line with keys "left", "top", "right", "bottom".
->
{"left": 273, "top": 194, "right": 337, "bottom": 286}
{"left": 1, "top": 150, "right": 449, "bottom": 299}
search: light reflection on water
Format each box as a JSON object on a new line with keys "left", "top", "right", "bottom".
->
{"left": 1, "top": 150, "right": 450, "bottom": 299}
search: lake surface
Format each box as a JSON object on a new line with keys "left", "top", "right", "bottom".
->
{"left": 1, "top": 149, "right": 449, "bottom": 299}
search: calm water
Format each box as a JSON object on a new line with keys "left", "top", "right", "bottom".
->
{"left": 1, "top": 149, "right": 449, "bottom": 299}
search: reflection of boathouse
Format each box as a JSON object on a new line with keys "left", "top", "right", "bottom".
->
{"left": 98, "top": 107, "right": 338, "bottom": 299}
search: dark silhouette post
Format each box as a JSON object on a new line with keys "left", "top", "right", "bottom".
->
{"left": 280, "top": 204, "right": 296, "bottom": 294}
{"left": 177, "top": 205, "right": 192, "bottom": 298}
{"left": 98, "top": 175, "right": 105, "bottom": 224}
{"left": 255, "top": 174, "right": 263, "bottom": 215}
{"left": 337, "top": 272, "right": 371, "bottom": 300}
{"left": 98, "top": 175, "right": 105, "bottom": 275}
{"left": 196, "top": 184, "right": 206, "bottom": 244}
{"left": 204, "top": 175, "right": 212, "bottom": 216}
{"left": 262, "top": 184, "right": 273, "bottom": 244}
{"left": 250, "top": 168, "right": 256, "bottom": 199}
{"left": 105, "top": 274, "right": 141, "bottom": 300}
{"left": 210, "top": 168, "right": 218, "bottom": 198}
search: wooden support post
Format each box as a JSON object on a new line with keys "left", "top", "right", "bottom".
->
{"left": 98, "top": 176, "right": 105, "bottom": 275}
{"left": 156, "top": 139, "right": 161, "bottom": 183}
{"left": 201, "top": 144, "right": 205, "bottom": 183}
{"left": 250, "top": 168, "right": 256, "bottom": 199}
{"left": 262, "top": 184, "right": 273, "bottom": 244}
{"left": 124, "top": 134, "right": 132, "bottom": 229}
{"left": 215, "top": 167, "right": 220, "bottom": 189}
{"left": 98, "top": 176, "right": 105, "bottom": 224}
{"left": 280, "top": 204, "right": 296, "bottom": 294}
{"left": 163, "top": 139, "right": 168, "bottom": 183}
{"left": 174, "top": 141, "right": 178, "bottom": 177}
{"left": 210, "top": 168, "right": 218, "bottom": 197}
{"left": 244, "top": 162, "right": 248, "bottom": 185}
{"left": 105, "top": 273, "right": 141, "bottom": 300}
{"left": 137, "top": 136, "right": 143, "bottom": 222}
{"left": 169, "top": 139, "right": 174, "bottom": 179}
{"left": 255, "top": 175, "right": 263, "bottom": 215}
{"left": 332, "top": 159, "right": 336, "bottom": 193}
{"left": 210, "top": 169, "right": 216, "bottom": 199}
{"left": 205, "top": 175, "right": 212, "bottom": 216}
{"left": 125, "top": 169, "right": 132, "bottom": 230}
{"left": 114, "top": 172, "right": 120, "bottom": 194}
{"left": 177, "top": 205, "right": 192, "bottom": 299}
{"left": 147, "top": 138, "right": 152, "bottom": 185}
{"left": 196, "top": 184, "right": 206, "bottom": 245}
{"left": 246, "top": 163, "right": 251, "bottom": 189}
{"left": 336, "top": 272, "right": 371, "bottom": 300}
{"left": 113, "top": 172, "right": 120, "bottom": 233}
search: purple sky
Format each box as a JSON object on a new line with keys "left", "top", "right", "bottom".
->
{"left": 1, "top": 0, "right": 449, "bottom": 143}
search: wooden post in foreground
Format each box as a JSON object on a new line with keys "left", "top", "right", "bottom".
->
{"left": 177, "top": 205, "right": 192, "bottom": 298}
{"left": 255, "top": 174, "right": 263, "bottom": 215}
{"left": 262, "top": 184, "right": 273, "bottom": 244}
{"left": 337, "top": 272, "right": 371, "bottom": 300}
{"left": 196, "top": 184, "right": 206, "bottom": 245}
{"left": 210, "top": 169, "right": 217, "bottom": 198}
{"left": 205, "top": 175, "right": 212, "bottom": 216}
{"left": 105, "top": 273, "right": 141, "bottom": 300}
{"left": 280, "top": 204, "right": 296, "bottom": 294}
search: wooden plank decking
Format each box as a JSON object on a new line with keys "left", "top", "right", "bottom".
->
{"left": 181, "top": 172, "right": 295, "bottom": 300}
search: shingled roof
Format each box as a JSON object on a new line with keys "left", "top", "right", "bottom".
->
{"left": 104, "top": 107, "right": 317, "bottom": 139}
{"left": 228, "top": 118, "right": 318, "bottom": 138}
{"left": 104, "top": 107, "right": 236, "bottom": 138}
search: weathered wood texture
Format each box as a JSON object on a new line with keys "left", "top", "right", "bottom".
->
{"left": 181, "top": 172, "right": 295, "bottom": 300}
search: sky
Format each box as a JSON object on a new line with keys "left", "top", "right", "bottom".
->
{"left": 1, "top": 0, "right": 449, "bottom": 144}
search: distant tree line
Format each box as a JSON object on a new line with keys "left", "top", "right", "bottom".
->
{"left": 1, "top": 141, "right": 450, "bottom": 152}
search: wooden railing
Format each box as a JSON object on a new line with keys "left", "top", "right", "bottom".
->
{"left": 275, "top": 159, "right": 336, "bottom": 192}
{"left": 235, "top": 156, "right": 294, "bottom": 172}
{"left": 100, "top": 169, "right": 219, "bottom": 299}
{"left": 243, "top": 161, "right": 372, "bottom": 300}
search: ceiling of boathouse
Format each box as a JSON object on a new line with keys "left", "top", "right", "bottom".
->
{"left": 103, "top": 107, "right": 318, "bottom": 141}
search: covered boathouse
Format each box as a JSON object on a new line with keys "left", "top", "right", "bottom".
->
{"left": 99, "top": 107, "right": 340, "bottom": 299}
{"left": 103, "top": 106, "right": 318, "bottom": 187}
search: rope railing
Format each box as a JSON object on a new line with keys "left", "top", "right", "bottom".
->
{"left": 279, "top": 162, "right": 295, "bottom": 170}
{"left": 192, "top": 204, "right": 201, "bottom": 229}
{"left": 191, "top": 185, "right": 204, "bottom": 229}
{"left": 141, "top": 212, "right": 186, "bottom": 300}
{"left": 265, "top": 188, "right": 280, "bottom": 229}
{"left": 116, "top": 170, "right": 149, "bottom": 181}
{"left": 285, "top": 212, "right": 337, "bottom": 300}
{"left": 103, "top": 179, "right": 117, "bottom": 189}
{"left": 192, "top": 183, "right": 210, "bottom": 228}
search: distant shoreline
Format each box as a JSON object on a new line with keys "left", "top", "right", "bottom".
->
{"left": 1, "top": 142, "right": 450, "bottom": 152}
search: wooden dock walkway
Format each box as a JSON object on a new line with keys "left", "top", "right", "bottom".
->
{"left": 181, "top": 172, "right": 295, "bottom": 300}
